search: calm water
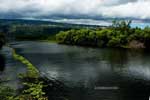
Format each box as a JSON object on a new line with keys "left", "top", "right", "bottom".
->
{"left": 3, "top": 41, "right": 150, "bottom": 100}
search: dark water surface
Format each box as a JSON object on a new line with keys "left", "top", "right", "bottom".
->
{"left": 10, "top": 41, "right": 150, "bottom": 100}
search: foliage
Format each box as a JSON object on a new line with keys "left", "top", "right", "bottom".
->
{"left": 0, "top": 19, "right": 99, "bottom": 41}
{"left": 12, "top": 49, "right": 68, "bottom": 100}
{"left": 12, "top": 49, "right": 39, "bottom": 78}
{"left": 56, "top": 20, "right": 150, "bottom": 48}
{"left": 23, "top": 82, "right": 45, "bottom": 99}
{"left": 0, "top": 85, "right": 15, "bottom": 100}
{"left": 15, "top": 79, "right": 48, "bottom": 100}
{"left": 12, "top": 49, "right": 48, "bottom": 100}
{"left": 12, "top": 25, "right": 71, "bottom": 41}
{"left": 0, "top": 49, "right": 48, "bottom": 100}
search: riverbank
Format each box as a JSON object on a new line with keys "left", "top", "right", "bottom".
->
{"left": 0, "top": 45, "right": 68, "bottom": 100}
{"left": 0, "top": 47, "right": 47, "bottom": 100}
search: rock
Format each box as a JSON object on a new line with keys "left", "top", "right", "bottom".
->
{"left": 128, "top": 40, "right": 145, "bottom": 48}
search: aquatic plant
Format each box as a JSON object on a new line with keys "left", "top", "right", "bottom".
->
{"left": 0, "top": 47, "right": 70, "bottom": 100}
{"left": 12, "top": 49, "right": 39, "bottom": 78}
{"left": 12, "top": 49, "right": 48, "bottom": 100}
{"left": 0, "top": 85, "right": 15, "bottom": 100}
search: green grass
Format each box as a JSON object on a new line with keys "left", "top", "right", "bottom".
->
{"left": 10, "top": 47, "right": 67, "bottom": 100}
{"left": 12, "top": 49, "right": 48, "bottom": 100}
{"left": 12, "top": 49, "right": 39, "bottom": 78}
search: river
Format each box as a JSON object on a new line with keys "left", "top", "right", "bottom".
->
{"left": 1, "top": 41, "right": 150, "bottom": 100}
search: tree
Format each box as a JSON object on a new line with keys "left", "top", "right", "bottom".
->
{"left": 111, "top": 20, "right": 132, "bottom": 33}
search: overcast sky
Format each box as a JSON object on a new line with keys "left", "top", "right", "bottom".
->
{"left": 0, "top": 0, "right": 149, "bottom": 20}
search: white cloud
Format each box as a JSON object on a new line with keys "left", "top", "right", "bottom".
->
{"left": 101, "top": 0, "right": 150, "bottom": 19}
{"left": 0, "top": 0, "right": 150, "bottom": 19}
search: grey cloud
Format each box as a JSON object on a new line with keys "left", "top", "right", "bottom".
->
{"left": 117, "top": 0, "right": 139, "bottom": 4}
{"left": 0, "top": 0, "right": 149, "bottom": 19}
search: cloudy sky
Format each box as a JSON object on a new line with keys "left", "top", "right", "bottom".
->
{"left": 0, "top": 0, "right": 150, "bottom": 20}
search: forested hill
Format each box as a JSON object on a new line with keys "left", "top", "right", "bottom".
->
{"left": 0, "top": 19, "right": 103, "bottom": 28}
{"left": 0, "top": 19, "right": 106, "bottom": 41}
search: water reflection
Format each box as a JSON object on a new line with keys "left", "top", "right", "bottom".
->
{"left": 12, "top": 41, "right": 150, "bottom": 100}
{"left": 0, "top": 54, "right": 5, "bottom": 72}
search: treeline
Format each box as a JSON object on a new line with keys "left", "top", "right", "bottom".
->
{"left": 0, "top": 19, "right": 99, "bottom": 41}
{"left": 11, "top": 25, "right": 72, "bottom": 40}
{"left": 0, "top": 20, "right": 72, "bottom": 41}
{"left": 56, "top": 20, "right": 150, "bottom": 48}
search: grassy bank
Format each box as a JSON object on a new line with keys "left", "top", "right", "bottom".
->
{"left": 12, "top": 49, "right": 39, "bottom": 78}
{"left": 4, "top": 48, "right": 68, "bottom": 100}
{"left": 12, "top": 49, "right": 48, "bottom": 100}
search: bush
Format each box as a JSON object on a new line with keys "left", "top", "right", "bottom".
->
{"left": 107, "top": 37, "right": 121, "bottom": 47}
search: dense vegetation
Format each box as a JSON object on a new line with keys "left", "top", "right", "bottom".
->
{"left": 11, "top": 25, "right": 72, "bottom": 40}
{"left": 56, "top": 20, "right": 150, "bottom": 48}
{"left": 0, "top": 19, "right": 98, "bottom": 41}
{"left": 0, "top": 24, "right": 72, "bottom": 41}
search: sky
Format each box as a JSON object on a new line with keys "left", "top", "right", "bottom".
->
{"left": 0, "top": 0, "right": 150, "bottom": 20}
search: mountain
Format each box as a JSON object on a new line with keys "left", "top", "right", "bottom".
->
{"left": 0, "top": 19, "right": 106, "bottom": 28}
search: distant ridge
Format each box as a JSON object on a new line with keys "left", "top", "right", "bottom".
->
{"left": 0, "top": 19, "right": 107, "bottom": 28}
